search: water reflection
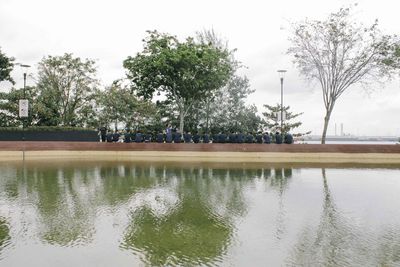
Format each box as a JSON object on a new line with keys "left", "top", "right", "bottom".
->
{"left": 0, "top": 218, "right": 10, "bottom": 255}
{"left": 0, "top": 162, "right": 399, "bottom": 266}
{"left": 120, "top": 165, "right": 256, "bottom": 266}
{"left": 288, "top": 168, "right": 400, "bottom": 266}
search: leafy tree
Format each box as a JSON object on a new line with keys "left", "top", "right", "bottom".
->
{"left": 199, "top": 75, "right": 261, "bottom": 133}
{"left": 262, "top": 104, "right": 311, "bottom": 136}
{"left": 0, "top": 47, "right": 14, "bottom": 84}
{"left": 160, "top": 74, "right": 262, "bottom": 134}
{"left": 97, "top": 81, "right": 160, "bottom": 131}
{"left": 0, "top": 86, "right": 38, "bottom": 127}
{"left": 176, "top": 29, "right": 262, "bottom": 134}
{"left": 288, "top": 6, "right": 392, "bottom": 143}
{"left": 123, "top": 30, "right": 233, "bottom": 133}
{"left": 35, "top": 53, "right": 98, "bottom": 127}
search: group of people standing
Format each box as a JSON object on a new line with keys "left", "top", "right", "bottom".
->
{"left": 98, "top": 125, "right": 294, "bottom": 144}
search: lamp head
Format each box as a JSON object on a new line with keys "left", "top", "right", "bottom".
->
{"left": 277, "top": 69, "right": 287, "bottom": 79}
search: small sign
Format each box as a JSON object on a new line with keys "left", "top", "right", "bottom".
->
{"left": 19, "top": 99, "right": 29, "bottom": 118}
{"left": 275, "top": 111, "right": 286, "bottom": 121}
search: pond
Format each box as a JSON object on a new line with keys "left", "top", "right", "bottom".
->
{"left": 0, "top": 161, "right": 399, "bottom": 266}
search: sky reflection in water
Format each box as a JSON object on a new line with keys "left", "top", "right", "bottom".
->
{"left": 0, "top": 161, "right": 399, "bottom": 266}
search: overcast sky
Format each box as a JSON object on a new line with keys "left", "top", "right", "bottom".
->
{"left": 1, "top": 0, "right": 399, "bottom": 136}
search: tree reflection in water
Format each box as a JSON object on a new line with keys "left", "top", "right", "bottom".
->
{"left": 288, "top": 168, "right": 400, "bottom": 266}
{"left": 268, "top": 168, "right": 293, "bottom": 240}
{"left": 0, "top": 162, "right": 257, "bottom": 265}
{"left": 13, "top": 166, "right": 97, "bottom": 247}
{"left": 0, "top": 162, "right": 399, "bottom": 265}
{"left": 0, "top": 218, "right": 10, "bottom": 256}
{"left": 120, "top": 164, "right": 256, "bottom": 266}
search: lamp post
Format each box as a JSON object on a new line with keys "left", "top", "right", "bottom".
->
{"left": 277, "top": 70, "right": 287, "bottom": 134}
{"left": 19, "top": 64, "right": 31, "bottom": 98}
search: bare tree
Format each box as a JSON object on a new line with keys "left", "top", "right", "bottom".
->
{"left": 288, "top": 7, "right": 392, "bottom": 143}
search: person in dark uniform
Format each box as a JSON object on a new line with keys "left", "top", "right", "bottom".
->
{"left": 193, "top": 132, "right": 200, "bottom": 143}
{"left": 184, "top": 131, "right": 192, "bottom": 143}
{"left": 124, "top": 131, "right": 131, "bottom": 143}
{"left": 284, "top": 133, "right": 294, "bottom": 144}
{"left": 174, "top": 130, "right": 182, "bottom": 143}
{"left": 156, "top": 132, "right": 164, "bottom": 143}
{"left": 237, "top": 132, "right": 244, "bottom": 144}
{"left": 212, "top": 133, "right": 219, "bottom": 143}
{"left": 112, "top": 130, "right": 120, "bottom": 142}
{"left": 135, "top": 131, "right": 143, "bottom": 143}
{"left": 99, "top": 126, "right": 107, "bottom": 142}
{"left": 144, "top": 132, "right": 152, "bottom": 143}
{"left": 106, "top": 131, "right": 113, "bottom": 143}
{"left": 203, "top": 133, "right": 210, "bottom": 143}
{"left": 245, "top": 132, "right": 254, "bottom": 143}
{"left": 263, "top": 132, "right": 271, "bottom": 144}
{"left": 275, "top": 132, "right": 283, "bottom": 144}
{"left": 166, "top": 131, "right": 173, "bottom": 143}
{"left": 256, "top": 131, "right": 263, "bottom": 143}
{"left": 228, "top": 132, "right": 236, "bottom": 143}
{"left": 219, "top": 132, "right": 227, "bottom": 143}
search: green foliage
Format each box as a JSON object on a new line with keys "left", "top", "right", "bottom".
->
{"left": 35, "top": 53, "right": 98, "bottom": 127}
{"left": 381, "top": 41, "right": 400, "bottom": 70}
{"left": 97, "top": 80, "right": 161, "bottom": 131}
{"left": 0, "top": 86, "right": 38, "bottom": 127}
{"left": 196, "top": 75, "right": 261, "bottom": 133}
{"left": 0, "top": 126, "right": 94, "bottom": 132}
{"left": 0, "top": 47, "right": 14, "bottom": 84}
{"left": 262, "top": 104, "right": 310, "bottom": 136}
{"left": 123, "top": 30, "right": 233, "bottom": 132}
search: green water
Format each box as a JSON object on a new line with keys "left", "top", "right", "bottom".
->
{"left": 0, "top": 161, "right": 399, "bottom": 266}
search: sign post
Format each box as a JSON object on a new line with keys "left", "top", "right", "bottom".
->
{"left": 19, "top": 100, "right": 29, "bottom": 118}
{"left": 19, "top": 99, "right": 29, "bottom": 141}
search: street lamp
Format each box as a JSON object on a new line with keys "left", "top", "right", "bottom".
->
{"left": 16, "top": 63, "right": 31, "bottom": 98}
{"left": 277, "top": 69, "right": 287, "bottom": 134}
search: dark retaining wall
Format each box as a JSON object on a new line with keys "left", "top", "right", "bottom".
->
{"left": 0, "top": 141, "right": 399, "bottom": 153}
{"left": 0, "top": 131, "right": 98, "bottom": 142}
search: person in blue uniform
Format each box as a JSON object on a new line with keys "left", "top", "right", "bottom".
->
{"left": 212, "top": 132, "right": 219, "bottom": 143}
{"left": 203, "top": 133, "right": 210, "bottom": 143}
{"left": 156, "top": 132, "right": 164, "bottom": 143}
{"left": 174, "top": 130, "right": 182, "bottom": 143}
{"left": 219, "top": 132, "right": 227, "bottom": 143}
{"left": 228, "top": 132, "right": 236, "bottom": 143}
{"left": 275, "top": 132, "right": 283, "bottom": 144}
{"left": 144, "top": 132, "right": 152, "bottom": 143}
{"left": 124, "top": 131, "right": 131, "bottom": 143}
{"left": 135, "top": 131, "right": 143, "bottom": 143}
{"left": 256, "top": 132, "right": 263, "bottom": 143}
{"left": 106, "top": 131, "right": 113, "bottom": 143}
{"left": 99, "top": 126, "right": 107, "bottom": 142}
{"left": 184, "top": 131, "right": 192, "bottom": 143}
{"left": 237, "top": 132, "right": 244, "bottom": 143}
{"left": 192, "top": 132, "right": 200, "bottom": 143}
{"left": 245, "top": 132, "right": 254, "bottom": 143}
{"left": 284, "top": 133, "right": 294, "bottom": 144}
{"left": 112, "top": 130, "right": 120, "bottom": 142}
{"left": 263, "top": 132, "right": 271, "bottom": 144}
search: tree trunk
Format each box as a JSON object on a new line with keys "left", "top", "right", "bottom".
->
{"left": 205, "top": 101, "right": 210, "bottom": 134}
{"left": 321, "top": 106, "right": 333, "bottom": 144}
{"left": 179, "top": 109, "right": 184, "bottom": 134}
